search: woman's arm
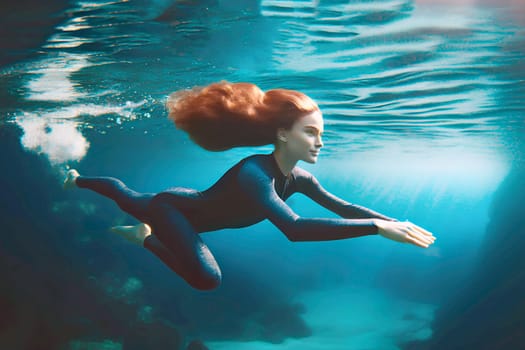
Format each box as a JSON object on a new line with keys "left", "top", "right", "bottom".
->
{"left": 293, "top": 168, "right": 396, "bottom": 221}
{"left": 239, "top": 162, "right": 379, "bottom": 242}
{"left": 293, "top": 169, "right": 435, "bottom": 247}
{"left": 239, "top": 162, "right": 435, "bottom": 248}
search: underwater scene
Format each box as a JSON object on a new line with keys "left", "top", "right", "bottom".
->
{"left": 1, "top": 0, "right": 524, "bottom": 349}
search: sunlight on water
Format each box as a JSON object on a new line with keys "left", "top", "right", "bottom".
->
{"left": 78, "top": 0, "right": 128, "bottom": 9}
{"left": 311, "top": 139, "right": 509, "bottom": 224}
{"left": 44, "top": 34, "right": 92, "bottom": 49}
{"left": 26, "top": 54, "right": 91, "bottom": 101}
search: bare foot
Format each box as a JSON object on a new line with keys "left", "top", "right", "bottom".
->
{"left": 63, "top": 169, "right": 80, "bottom": 189}
{"left": 110, "top": 223, "right": 152, "bottom": 245}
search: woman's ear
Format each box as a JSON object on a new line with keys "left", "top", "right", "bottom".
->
{"left": 277, "top": 128, "right": 288, "bottom": 142}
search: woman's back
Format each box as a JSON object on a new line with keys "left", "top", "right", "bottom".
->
{"left": 175, "top": 153, "right": 296, "bottom": 233}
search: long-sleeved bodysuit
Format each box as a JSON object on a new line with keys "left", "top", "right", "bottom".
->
{"left": 76, "top": 153, "right": 394, "bottom": 290}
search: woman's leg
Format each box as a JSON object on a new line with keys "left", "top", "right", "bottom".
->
{"left": 66, "top": 170, "right": 221, "bottom": 290}
{"left": 70, "top": 173, "right": 154, "bottom": 224}
{"left": 145, "top": 192, "right": 222, "bottom": 291}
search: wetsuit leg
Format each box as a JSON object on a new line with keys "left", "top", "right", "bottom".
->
{"left": 76, "top": 177, "right": 221, "bottom": 290}
{"left": 145, "top": 192, "right": 222, "bottom": 291}
{"left": 75, "top": 176, "right": 153, "bottom": 223}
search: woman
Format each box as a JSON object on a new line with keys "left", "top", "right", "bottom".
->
{"left": 64, "top": 82, "right": 435, "bottom": 291}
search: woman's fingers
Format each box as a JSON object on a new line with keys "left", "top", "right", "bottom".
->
{"left": 410, "top": 233, "right": 433, "bottom": 245}
{"left": 406, "top": 235, "right": 429, "bottom": 248}
{"left": 411, "top": 224, "right": 434, "bottom": 238}
{"left": 409, "top": 229, "right": 434, "bottom": 244}
{"left": 406, "top": 223, "right": 436, "bottom": 242}
{"left": 405, "top": 227, "right": 434, "bottom": 247}
{"left": 410, "top": 232, "right": 431, "bottom": 246}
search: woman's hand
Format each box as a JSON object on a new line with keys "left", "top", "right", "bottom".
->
{"left": 374, "top": 219, "right": 436, "bottom": 248}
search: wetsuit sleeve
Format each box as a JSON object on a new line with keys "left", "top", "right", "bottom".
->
{"left": 238, "top": 162, "right": 379, "bottom": 242}
{"left": 294, "top": 168, "right": 396, "bottom": 221}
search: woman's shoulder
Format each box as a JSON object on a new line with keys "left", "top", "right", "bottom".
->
{"left": 237, "top": 153, "right": 273, "bottom": 165}
{"left": 291, "top": 166, "right": 314, "bottom": 181}
{"left": 237, "top": 153, "right": 276, "bottom": 178}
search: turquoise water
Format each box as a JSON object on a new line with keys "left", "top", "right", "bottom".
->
{"left": 1, "top": 0, "right": 524, "bottom": 349}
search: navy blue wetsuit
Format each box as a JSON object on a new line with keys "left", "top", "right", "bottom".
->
{"left": 76, "top": 153, "right": 395, "bottom": 290}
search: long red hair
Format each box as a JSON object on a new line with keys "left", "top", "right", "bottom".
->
{"left": 166, "top": 81, "right": 320, "bottom": 151}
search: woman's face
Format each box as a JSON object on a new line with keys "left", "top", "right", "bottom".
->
{"left": 279, "top": 111, "right": 324, "bottom": 164}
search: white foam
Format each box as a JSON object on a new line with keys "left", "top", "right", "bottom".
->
{"left": 14, "top": 99, "right": 145, "bottom": 164}
{"left": 16, "top": 114, "right": 90, "bottom": 164}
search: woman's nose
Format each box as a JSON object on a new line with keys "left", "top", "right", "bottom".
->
{"left": 316, "top": 136, "right": 323, "bottom": 148}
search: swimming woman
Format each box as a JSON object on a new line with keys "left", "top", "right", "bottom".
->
{"left": 64, "top": 82, "right": 436, "bottom": 291}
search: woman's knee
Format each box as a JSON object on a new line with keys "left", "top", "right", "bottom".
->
{"left": 188, "top": 265, "right": 222, "bottom": 291}
{"left": 148, "top": 193, "right": 180, "bottom": 223}
{"left": 148, "top": 192, "right": 220, "bottom": 290}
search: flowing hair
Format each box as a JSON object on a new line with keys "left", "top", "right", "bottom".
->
{"left": 166, "top": 81, "right": 320, "bottom": 151}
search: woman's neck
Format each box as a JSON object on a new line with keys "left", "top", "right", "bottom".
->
{"left": 272, "top": 149, "right": 297, "bottom": 176}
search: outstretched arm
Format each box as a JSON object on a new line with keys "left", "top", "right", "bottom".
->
{"left": 292, "top": 168, "right": 435, "bottom": 247}
{"left": 294, "top": 168, "right": 396, "bottom": 221}
{"left": 239, "top": 162, "right": 435, "bottom": 248}
{"left": 239, "top": 162, "right": 382, "bottom": 242}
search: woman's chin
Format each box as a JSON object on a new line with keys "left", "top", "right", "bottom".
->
{"left": 304, "top": 157, "right": 318, "bottom": 164}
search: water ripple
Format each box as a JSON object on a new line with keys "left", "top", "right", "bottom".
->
{"left": 256, "top": 0, "right": 519, "bottom": 152}
{"left": 1, "top": 0, "right": 523, "bottom": 163}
